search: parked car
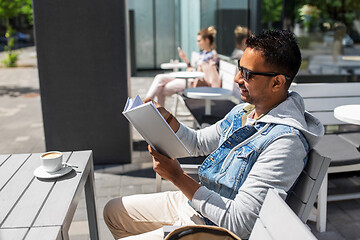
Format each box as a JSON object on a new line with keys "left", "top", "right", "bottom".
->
{"left": 323, "top": 31, "right": 354, "bottom": 47}
{"left": 0, "top": 32, "right": 32, "bottom": 44}
{"left": 0, "top": 36, "right": 7, "bottom": 44}
{"left": 14, "top": 32, "right": 31, "bottom": 43}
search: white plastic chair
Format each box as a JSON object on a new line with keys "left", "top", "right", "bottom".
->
{"left": 164, "top": 189, "right": 318, "bottom": 240}
{"left": 249, "top": 189, "right": 318, "bottom": 240}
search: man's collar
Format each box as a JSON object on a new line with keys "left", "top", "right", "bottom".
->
{"left": 242, "top": 104, "right": 266, "bottom": 122}
{"left": 243, "top": 104, "right": 255, "bottom": 113}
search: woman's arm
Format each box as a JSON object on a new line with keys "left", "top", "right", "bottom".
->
{"left": 178, "top": 47, "right": 190, "bottom": 67}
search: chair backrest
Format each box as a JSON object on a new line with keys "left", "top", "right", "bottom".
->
{"left": 218, "top": 60, "right": 240, "bottom": 101}
{"left": 218, "top": 53, "right": 232, "bottom": 62}
{"left": 286, "top": 149, "right": 331, "bottom": 223}
{"left": 249, "top": 189, "right": 318, "bottom": 240}
{"left": 218, "top": 60, "right": 237, "bottom": 90}
{"left": 289, "top": 82, "right": 360, "bottom": 126}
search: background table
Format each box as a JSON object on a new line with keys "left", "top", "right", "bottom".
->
{"left": 169, "top": 71, "right": 205, "bottom": 89}
{"left": 160, "top": 61, "right": 187, "bottom": 72}
{"left": 184, "top": 87, "right": 233, "bottom": 115}
{"left": 308, "top": 55, "right": 360, "bottom": 75}
{"left": 169, "top": 71, "right": 205, "bottom": 79}
{"left": 334, "top": 104, "right": 360, "bottom": 125}
{"left": 0, "top": 150, "right": 98, "bottom": 240}
{"left": 319, "top": 62, "right": 360, "bottom": 74}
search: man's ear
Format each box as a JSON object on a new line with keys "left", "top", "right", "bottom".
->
{"left": 272, "top": 75, "right": 287, "bottom": 92}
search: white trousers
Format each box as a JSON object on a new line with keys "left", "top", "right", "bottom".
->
{"left": 145, "top": 74, "right": 188, "bottom": 106}
{"left": 103, "top": 191, "right": 205, "bottom": 239}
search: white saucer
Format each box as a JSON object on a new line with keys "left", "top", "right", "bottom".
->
{"left": 34, "top": 165, "right": 73, "bottom": 179}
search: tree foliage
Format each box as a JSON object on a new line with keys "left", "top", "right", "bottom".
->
{"left": 0, "top": 0, "right": 33, "bottom": 67}
{"left": 262, "top": 0, "right": 283, "bottom": 28}
{"left": 294, "top": 0, "right": 360, "bottom": 27}
{"left": 0, "top": 0, "right": 32, "bottom": 24}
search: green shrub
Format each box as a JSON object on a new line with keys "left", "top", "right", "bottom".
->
{"left": 2, "top": 51, "right": 19, "bottom": 67}
{"left": 1, "top": 25, "right": 19, "bottom": 67}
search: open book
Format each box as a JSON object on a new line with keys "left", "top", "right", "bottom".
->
{"left": 123, "top": 95, "right": 190, "bottom": 159}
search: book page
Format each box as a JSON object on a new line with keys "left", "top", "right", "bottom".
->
{"left": 124, "top": 95, "right": 143, "bottom": 112}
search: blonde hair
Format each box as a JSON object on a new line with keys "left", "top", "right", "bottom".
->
{"left": 234, "top": 26, "right": 249, "bottom": 36}
{"left": 234, "top": 26, "right": 250, "bottom": 49}
{"left": 198, "top": 26, "right": 217, "bottom": 49}
{"left": 207, "top": 26, "right": 217, "bottom": 38}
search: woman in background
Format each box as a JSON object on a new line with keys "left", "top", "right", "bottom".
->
{"left": 231, "top": 26, "right": 251, "bottom": 60}
{"left": 146, "top": 26, "right": 219, "bottom": 107}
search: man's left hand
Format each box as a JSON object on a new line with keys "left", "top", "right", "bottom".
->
{"left": 148, "top": 145, "right": 183, "bottom": 183}
{"left": 148, "top": 145, "right": 202, "bottom": 200}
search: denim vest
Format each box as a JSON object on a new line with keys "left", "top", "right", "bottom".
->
{"left": 198, "top": 104, "right": 309, "bottom": 200}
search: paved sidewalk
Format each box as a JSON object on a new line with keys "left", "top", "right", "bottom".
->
{"left": 1, "top": 47, "right": 360, "bottom": 239}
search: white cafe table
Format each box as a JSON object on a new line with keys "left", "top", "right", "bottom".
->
{"left": 169, "top": 71, "right": 205, "bottom": 89}
{"left": 318, "top": 56, "right": 360, "bottom": 74}
{"left": 169, "top": 71, "right": 205, "bottom": 79}
{"left": 184, "top": 87, "right": 233, "bottom": 115}
{"left": 319, "top": 61, "right": 360, "bottom": 74}
{"left": 334, "top": 104, "right": 360, "bottom": 125}
{"left": 0, "top": 150, "right": 99, "bottom": 240}
{"left": 160, "top": 62, "right": 187, "bottom": 72}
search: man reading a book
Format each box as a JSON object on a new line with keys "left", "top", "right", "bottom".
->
{"left": 104, "top": 29, "right": 324, "bottom": 239}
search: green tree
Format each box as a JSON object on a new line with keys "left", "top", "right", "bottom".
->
{"left": 0, "top": 0, "right": 33, "bottom": 67}
{"left": 294, "top": 0, "right": 360, "bottom": 31}
{"left": 262, "top": 0, "right": 283, "bottom": 29}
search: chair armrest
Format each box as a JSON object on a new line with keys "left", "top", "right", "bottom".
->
{"left": 181, "top": 164, "right": 200, "bottom": 174}
{"left": 163, "top": 225, "right": 182, "bottom": 238}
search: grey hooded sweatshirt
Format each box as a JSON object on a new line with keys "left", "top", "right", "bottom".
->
{"left": 175, "top": 91, "right": 324, "bottom": 239}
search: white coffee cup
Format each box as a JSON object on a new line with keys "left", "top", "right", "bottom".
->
{"left": 40, "top": 151, "right": 63, "bottom": 172}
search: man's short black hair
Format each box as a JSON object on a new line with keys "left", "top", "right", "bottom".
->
{"left": 245, "top": 29, "right": 301, "bottom": 84}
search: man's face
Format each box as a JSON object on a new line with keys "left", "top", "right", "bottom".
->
{"left": 197, "top": 35, "right": 209, "bottom": 50}
{"left": 234, "top": 48, "right": 278, "bottom": 106}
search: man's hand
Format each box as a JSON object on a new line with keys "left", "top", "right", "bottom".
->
{"left": 148, "top": 145, "right": 183, "bottom": 183}
{"left": 143, "top": 97, "right": 180, "bottom": 132}
{"left": 148, "top": 146, "right": 201, "bottom": 200}
{"left": 143, "top": 97, "right": 170, "bottom": 118}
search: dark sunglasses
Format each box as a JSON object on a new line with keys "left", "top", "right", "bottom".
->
{"left": 237, "top": 59, "right": 289, "bottom": 82}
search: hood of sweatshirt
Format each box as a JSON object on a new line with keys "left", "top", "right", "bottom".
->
{"left": 256, "top": 91, "right": 324, "bottom": 148}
